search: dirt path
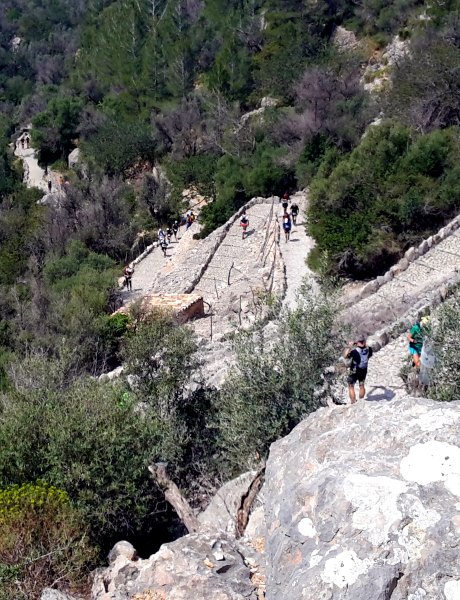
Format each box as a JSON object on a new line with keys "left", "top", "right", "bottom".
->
{"left": 14, "top": 138, "right": 62, "bottom": 194}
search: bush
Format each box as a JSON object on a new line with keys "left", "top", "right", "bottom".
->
{"left": 82, "top": 119, "right": 157, "bottom": 176}
{"left": 0, "top": 481, "right": 95, "bottom": 600}
{"left": 32, "top": 97, "right": 83, "bottom": 164}
{"left": 0, "top": 366, "right": 170, "bottom": 553}
{"left": 308, "top": 124, "right": 460, "bottom": 278}
{"left": 216, "top": 282, "right": 344, "bottom": 477}
{"left": 426, "top": 292, "right": 460, "bottom": 402}
{"left": 199, "top": 145, "right": 294, "bottom": 236}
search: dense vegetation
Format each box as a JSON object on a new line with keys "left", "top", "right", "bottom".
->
{"left": 1, "top": 0, "right": 460, "bottom": 596}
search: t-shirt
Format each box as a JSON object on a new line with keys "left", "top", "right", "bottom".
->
{"left": 349, "top": 346, "right": 373, "bottom": 370}
{"left": 291, "top": 203, "right": 299, "bottom": 215}
{"left": 409, "top": 323, "right": 423, "bottom": 353}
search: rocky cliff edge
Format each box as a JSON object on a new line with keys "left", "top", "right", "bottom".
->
{"left": 92, "top": 396, "right": 460, "bottom": 600}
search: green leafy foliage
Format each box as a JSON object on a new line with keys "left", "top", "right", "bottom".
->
{"left": 427, "top": 291, "right": 460, "bottom": 402}
{"left": 0, "top": 481, "right": 95, "bottom": 599}
{"left": 82, "top": 118, "right": 157, "bottom": 176}
{"left": 0, "top": 361, "right": 166, "bottom": 552}
{"left": 32, "top": 97, "right": 83, "bottom": 164}
{"left": 217, "top": 283, "right": 344, "bottom": 476}
{"left": 200, "top": 145, "right": 294, "bottom": 235}
{"left": 308, "top": 124, "right": 460, "bottom": 277}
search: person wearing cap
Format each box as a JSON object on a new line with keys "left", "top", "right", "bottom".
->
{"left": 343, "top": 336, "right": 373, "bottom": 404}
{"left": 408, "top": 316, "right": 430, "bottom": 369}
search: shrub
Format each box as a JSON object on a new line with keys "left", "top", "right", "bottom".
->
{"left": 308, "top": 124, "right": 460, "bottom": 277}
{"left": 0, "top": 481, "right": 95, "bottom": 600}
{"left": 0, "top": 368, "right": 169, "bottom": 553}
{"left": 216, "top": 282, "right": 344, "bottom": 477}
{"left": 82, "top": 119, "right": 157, "bottom": 176}
{"left": 32, "top": 97, "right": 83, "bottom": 164}
{"left": 426, "top": 292, "right": 460, "bottom": 402}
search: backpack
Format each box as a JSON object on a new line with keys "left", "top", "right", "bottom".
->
{"left": 355, "top": 347, "right": 370, "bottom": 369}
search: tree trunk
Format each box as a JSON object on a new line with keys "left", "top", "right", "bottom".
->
{"left": 149, "top": 462, "right": 200, "bottom": 533}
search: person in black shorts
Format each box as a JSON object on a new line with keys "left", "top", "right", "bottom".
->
{"left": 290, "top": 202, "right": 299, "bottom": 225}
{"left": 343, "top": 335, "right": 373, "bottom": 404}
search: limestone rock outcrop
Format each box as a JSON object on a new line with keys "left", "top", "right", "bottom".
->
{"left": 264, "top": 396, "right": 460, "bottom": 599}
{"left": 93, "top": 395, "right": 460, "bottom": 600}
{"left": 92, "top": 533, "right": 263, "bottom": 600}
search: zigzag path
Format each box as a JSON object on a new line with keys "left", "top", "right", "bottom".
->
{"left": 339, "top": 219, "right": 460, "bottom": 404}
{"left": 343, "top": 228, "right": 460, "bottom": 336}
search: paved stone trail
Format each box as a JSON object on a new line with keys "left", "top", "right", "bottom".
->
{"left": 344, "top": 230, "right": 460, "bottom": 336}
{"left": 278, "top": 191, "right": 315, "bottom": 309}
{"left": 192, "top": 200, "right": 279, "bottom": 339}
{"left": 121, "top": 222, "right": 200, "bottom": 303}
{"left": 339, "top": 334, "right": 408, "bottom": 404}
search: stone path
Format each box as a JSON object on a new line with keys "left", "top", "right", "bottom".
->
{"left": 343, "top": 231, "right": 460, "bottom": 337}
{"left": 339, "top": 334, "right": 408, "bottom": 404}
{"left": 14, "top": 140, "right": 62, "bottom": 194}
{"left": 277, "top": 191, "right": 315, "bottom": 309}
{"left": 192, "top": 200, "right": 280, "bottom": 339}
{"left": 120, "top": 222, "right": 200, "bottom": 303}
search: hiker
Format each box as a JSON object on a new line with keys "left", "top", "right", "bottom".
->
{"left": 291, "top": 202, "right": 299, "bottom": 225}
{"left": 172, "top": 220, "right": 179, "bottom": 240}
{"left": 186, "top": 213, "right": 194, "bottom": 230}
{"left": 25, "top": 135, "right": 30, "bottom": 149}
{"left": 48, "top": 180, "right": 52, "bottom": 192}
{"left": 166, "top": 227, "right": 172, "bottom": 244}
{"left": 282, "top": 212, "right": 291, "bottom": 242}
{"left": 123, "top": 264, "right": 134, "bottom": 291}
{"left": 408, "top": 316, "right": 430, "bottom": 369}
{"left": 158, "top": 228, "right": 166, "bottom": 244}
{"left": 160, "top": 237, "right": 168, "bottom": 257}
{"left": 344, "top": 336, "right": 373, "bottom": 404}
{"left": 240, "top": 212, "right": 249, "bottom": 239}
{"left": 20, "top": 137, "right": 25, "bottom": 150}
{"left": 281, "top": 192, "right": 289, "bottom": 212}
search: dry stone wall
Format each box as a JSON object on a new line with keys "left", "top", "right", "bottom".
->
{"left": 342, "top": 215, "right": 460, "bottom": 339}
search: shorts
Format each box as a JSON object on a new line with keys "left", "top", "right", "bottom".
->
{"left": 347, "top": 368, "right": 368, "bottom": 385}
{"left": 283, "top": 223, "right": 291, "bottom": 232}
{"left": 409, "top": 347, "right": 421, "bottom": 356}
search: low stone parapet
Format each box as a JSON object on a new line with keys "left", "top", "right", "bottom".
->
{"left": 115, "top": 293, "right": 205, "bottom": 324}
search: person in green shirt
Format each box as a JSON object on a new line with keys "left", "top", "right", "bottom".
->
{"left": 407, "top": 316, "right": 430, "bottom": 368}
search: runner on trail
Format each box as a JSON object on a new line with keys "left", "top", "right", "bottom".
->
{"left": 282, "top": 212, "right": 292, "bottom": 242}
{"left": 166, "top": 227, "right": 172, "bottom": 244}
{"left": 290, "top": 202, "right": 299, "bottom": 225}
{"left": 282, "top": 192, "right": 289, "bottom": 212}
{"left": 240, "top": 212, "right": 249, "bottom": 239}
{"left": 172, "top": 220, "right": 179, "bottom": 240}
{"left": 186, "top": 212, "right": 194, "bottom": 230}
{"left": 48, "top": 180, "right": 52, "bottom": 192}
{"left": 160, "top": 237, "right": 168, "bottom": 257}
{"left": 123, "top": 264, "right": 134, "bottom": 291}
{"left": 158, "top": 228, "right": 166, "bottom": 243}
{"left": 20, "top": 137, "right": 25, "bottom": 150}
{"left": 343, "top": 336, "right": 373, "bottom": 404}
{"left": 25, "top": 135, "right": 30, "bottom": 149}
{"left": 407, "top": 316, "right": 430, "bottom": 369}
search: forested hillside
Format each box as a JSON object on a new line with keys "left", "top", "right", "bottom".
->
{"left": 1, "top": 0, "right": 460, "bottom": 597}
